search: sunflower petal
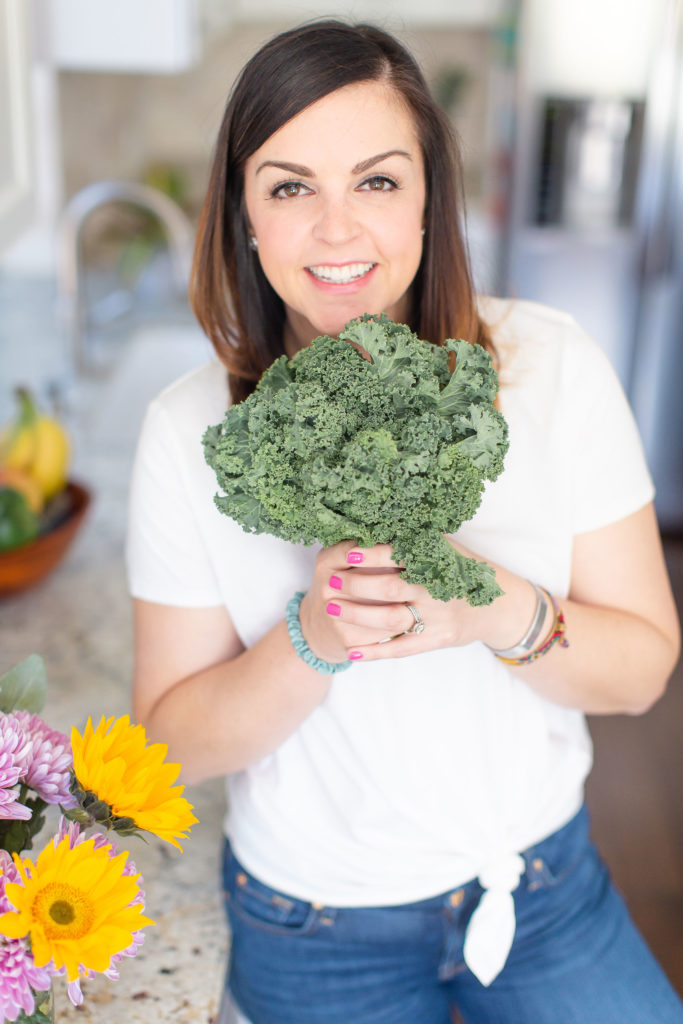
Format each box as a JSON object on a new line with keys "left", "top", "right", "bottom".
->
{"left": 0, "top": 909, "right": 29, "bottom": 938}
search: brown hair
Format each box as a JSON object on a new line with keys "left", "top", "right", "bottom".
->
{"left": 190, "top": 20, "right": 493, "bottom": 403}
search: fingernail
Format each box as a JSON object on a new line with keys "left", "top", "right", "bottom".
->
{"left": 349, "top": 650, "right": 364, "bottom": 660}
{"left": 347, "top": 551, "right": 364, "bottom": 564}
{"left": 329, "top": 575, "right": 342, "bottom": 590}
{"left": 326, "top": 602, "right": 341, "bottom": 617}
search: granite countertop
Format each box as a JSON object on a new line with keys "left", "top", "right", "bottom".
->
{"left": 0, "top": 322, "right": 230, "bottom": 1023}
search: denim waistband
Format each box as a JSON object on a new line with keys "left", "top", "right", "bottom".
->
{"left": 223, "top": 803, "right": 591, "bottom": 914}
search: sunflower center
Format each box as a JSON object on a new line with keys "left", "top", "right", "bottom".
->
{"left": 49, "top": 900, "right": 75, "bottom": 925}
{"left": 33, "top": 882, "right": 95, "bottom": 940}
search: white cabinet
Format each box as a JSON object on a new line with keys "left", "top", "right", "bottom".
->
{"left": 523, "top": 0, "right": 668, "bottom": 98}
{"left": 0, "top": 0, "right": 35, "bottom": 252}
{"left": 45, "top": 0, "right": 216, "bottom": 74}
{"left": 231, "top": 0, "right": 505, "bottom": 26}
{"left": 43, "top": 0, "right": 505, "bottom": 75}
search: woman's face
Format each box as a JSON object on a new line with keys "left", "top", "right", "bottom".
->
{"left": 243, "top": 80, "right": 426, "bottom": 351}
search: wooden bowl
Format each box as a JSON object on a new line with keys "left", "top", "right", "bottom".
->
{"left": 0, "top": 481, "right": 92, "bottom": 598}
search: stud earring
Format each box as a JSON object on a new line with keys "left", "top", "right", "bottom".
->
{"left": 249, "top": 235, "right": 258, "bottom": 250}
{"left": 421, "top": 228, "right": 425, "bottom": 237}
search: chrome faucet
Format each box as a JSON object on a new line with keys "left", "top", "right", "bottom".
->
{"left": 57, "top": 180, "right": 195, "bottom": 374}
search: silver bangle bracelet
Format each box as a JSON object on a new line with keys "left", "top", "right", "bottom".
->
{"left": 487, "top": 582, "right": 549, "bottom": 658}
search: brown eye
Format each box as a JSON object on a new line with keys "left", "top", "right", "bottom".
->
{"left": 272, "top": 181, "right": 311, "bottom": 199}
{"left": 358, "top": 176, "right": 397, "bottom": 192}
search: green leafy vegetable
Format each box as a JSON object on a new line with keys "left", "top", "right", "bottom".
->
{"left": 0, "top": 487, "right": 39, "bottom": 551}
{"left": 204, "top": 314, "right": 509, "bottom": 604}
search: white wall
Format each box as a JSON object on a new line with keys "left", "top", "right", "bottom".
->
{"left": 524, "top": 0, "right": 668, "bottom": 98}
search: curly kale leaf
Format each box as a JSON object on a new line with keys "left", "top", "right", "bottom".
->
{"left": 453, "top": 405, "right": 509, "bottom": 479}
{"left": 203, "top": 314, "right": 509, "bottom": 604}
{"left": 393, "top": 531, "right": 503, "bottom": 605}
{"left": 439, "top": 338, "right": 499, "bottom": 415}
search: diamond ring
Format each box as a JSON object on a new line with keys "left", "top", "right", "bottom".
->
{"left": 405, "top": 603, "right": 425, "bottom": 635}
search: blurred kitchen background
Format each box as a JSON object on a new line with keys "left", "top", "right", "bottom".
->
{"left": 2, "top": 0, "right": 682, "bottom": 526}
{"left": 1, "top": 0, "right": 682, "bottom": 1015}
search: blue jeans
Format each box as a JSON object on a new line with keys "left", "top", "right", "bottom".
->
{"left": 221, "top": 806, "right": 683, "bottom": 1023}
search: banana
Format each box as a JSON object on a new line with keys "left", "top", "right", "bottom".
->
{"left": 30, "top": 417, "right": 70, "bottom": 499}
{"left": 0, "top": 390, "right": 36, "bottom": 470}
{"left": 0, "top": 389, "right": 70, "bottom": 502}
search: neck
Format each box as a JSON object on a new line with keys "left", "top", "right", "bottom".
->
{"left": 283, "top": 292, "right": 413, "bottom": 357}
{"left": 283, "top": 319, "right": 307, "bottom": 358}
{"left": 284, "top": 305, "right": 325, "bottom": 356}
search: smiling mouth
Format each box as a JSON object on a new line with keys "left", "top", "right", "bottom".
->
{"left": 306, "top": 262, "right": 376, "bottom": 284}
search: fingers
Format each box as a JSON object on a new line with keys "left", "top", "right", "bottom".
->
{"left": 318, "top": 541, "right": 404, "bottom": 572}
{"left": 348, "top": 630, "right": 429, "bottom": 662}
{"left": 310, "top": 542, "right": 433, "bottom": 664}
{"left": 325, "top": 598, "right": 417, "bottom": 637}
{"left": 327, "top": 567, "right": 417, "bottom": 604}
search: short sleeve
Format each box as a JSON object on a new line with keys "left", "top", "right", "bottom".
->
{"left": 126, "top": 399, "right": 224, "bottom": 607}
{"left": 566, "top": 325, "right": 655, "bottom": 534}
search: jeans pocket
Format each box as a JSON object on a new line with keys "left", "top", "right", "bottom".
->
{"left": 523, "top": 806, "right": 593, "bottom": 893}
{"left": 526, "top": 853, "right": 583, "bottom": 892}
{"left": 223, "top": 843, "right": 321, "bottom": 938}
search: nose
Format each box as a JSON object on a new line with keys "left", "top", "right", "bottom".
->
{"left": 312, "top": 194, "right": 361, "bottom": 246}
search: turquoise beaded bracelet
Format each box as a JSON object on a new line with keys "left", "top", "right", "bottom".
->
{"left": 285, "top": 591, "right": 352, "bottom": 674}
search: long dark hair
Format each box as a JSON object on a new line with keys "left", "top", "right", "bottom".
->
{"left": 190, "top": 19, "right": 493, "bottom": 403}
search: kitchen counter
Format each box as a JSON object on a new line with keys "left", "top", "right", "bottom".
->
{"left": 0, "top": 323, "right": 229, "bottom": 1023}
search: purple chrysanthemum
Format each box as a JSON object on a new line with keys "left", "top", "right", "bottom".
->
{"left": 11, "top": 711, "right": 75, "bottom": 807}
{"left": 55, "top": 819, "right": 146, "bottom": 1006}
{"left": 0, "top": 850, "right": 19, "bottom": 914}
{"left": 0, "top": 938, "right": 54, "bottom": 1021}
{"left": 0, "top": 851, "right": 53, "bottom": 1021}
{"left": 0, "top": 715, "right": 32, "bottom": 821}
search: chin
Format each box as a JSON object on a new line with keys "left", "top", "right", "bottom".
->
{"left": 312, "top": 305, "right": 382, "bottom": 338}
{"left": 309, "top": 315, "right": 353, "bottom": 338}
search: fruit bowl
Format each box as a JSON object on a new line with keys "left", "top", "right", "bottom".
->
{"left": 0, "top": 481, "right": 92, "bottom": 597}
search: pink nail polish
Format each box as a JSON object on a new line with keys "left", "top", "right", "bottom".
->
{"left": 347, "top": 551, "right": 364, "bottom": 564}
{"left": 329, "top": 575, "right": 342, "bottom": 590}
{"left": 326, "top": 602, "right": 341, "bottom": 617}
{"left": 349, "top": 651, "right": 364, "bottom": 660}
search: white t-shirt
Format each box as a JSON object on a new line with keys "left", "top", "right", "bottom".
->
{"left": 126, "top": 297, "right": 654, "bottom": 985}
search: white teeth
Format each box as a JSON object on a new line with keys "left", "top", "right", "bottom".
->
{"left": 307, "top": 262, "right": 375, "bottom": 283}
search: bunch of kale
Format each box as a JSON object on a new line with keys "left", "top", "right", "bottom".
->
{"left": 203, "top": 314, "right": 509, "bottom": 605}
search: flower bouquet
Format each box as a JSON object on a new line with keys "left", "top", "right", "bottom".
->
{"left": 0, "top": 655, "right": 198, "bottom": 1023}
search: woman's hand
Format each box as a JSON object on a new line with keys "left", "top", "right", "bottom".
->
{"left": 298, "top": 539, "right": 538, "bottom": 663}
{"left": 298, "top": 506, "right": 680, "bottom": 717}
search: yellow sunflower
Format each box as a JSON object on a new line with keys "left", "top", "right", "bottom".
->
{"left": 70, "top": 716, "right": 198, "bottom": 850}
{"left": 0, "top": 835, "right": 154, "bottom": 982}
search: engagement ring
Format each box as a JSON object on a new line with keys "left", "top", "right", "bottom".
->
{"left": 405, "top": 603, "right": 425, "bottom": 635}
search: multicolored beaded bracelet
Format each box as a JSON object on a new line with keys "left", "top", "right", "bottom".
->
{"left": 494, "top": 589, "right": 569, "bottom": 666}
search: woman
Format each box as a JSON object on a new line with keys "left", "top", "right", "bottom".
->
{"left": 127, "top": 20, "right": 682, "bottom": 1024}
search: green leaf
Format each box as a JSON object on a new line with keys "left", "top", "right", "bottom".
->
{"left": 215, "top": 491, "right": 271, "bottom": 533}
{"left": 0, "top": 654, "right": 47, "bottom": 713}
{"left": 438, "top": 339, "right": 498, "bottom": 417}
{"left": 454, "top": 405, "right": 509, "bottom": 477}
{"left": 0, "top": 818, "right": 34, "bottom": 855}
{"left": 221, "top": 409, "right": 253, "bottom": 466}
{"left": 339, "top": 317, "right": 416, "bottom": 383}
{"left": 394, "top": 531, "right": 503, "bottom": 604}
{"left": 16, "top": 993, "right": 54, "bottom": 1024}
{"left": 258, "top": 354, "right": 293, "bottom": 393}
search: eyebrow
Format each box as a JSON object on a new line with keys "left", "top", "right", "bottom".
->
{"left": 255, "top": 150, "right": 413, "bottom": 177}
